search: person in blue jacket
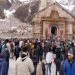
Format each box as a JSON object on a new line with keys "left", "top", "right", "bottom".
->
{"left": 0, "top": 47, "right": 7, "bottom": 75}
{"left": 63, "top": 48, "right": 75, "bottom": 75}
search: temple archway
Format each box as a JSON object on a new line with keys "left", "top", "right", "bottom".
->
{"left": 51, "top": 26, "right": 57, "bottom": 36}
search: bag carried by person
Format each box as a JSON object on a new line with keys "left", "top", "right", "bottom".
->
{"left": 42, "top": 62, "right": 45, "bottom": 75}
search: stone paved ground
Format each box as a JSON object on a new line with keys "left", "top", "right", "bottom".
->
{"left": 8, "top": 59, "right": 59, "bottom": 75}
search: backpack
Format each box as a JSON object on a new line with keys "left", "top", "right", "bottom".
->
{"left": 2, "top": 49, "right": 10, "bottom": 62}
{"left": 2, "top": 44, "right": 7, "bottom": 52}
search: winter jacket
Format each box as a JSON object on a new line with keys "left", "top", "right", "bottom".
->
{"left": 2, "top": 49, "right": 10, "bottom": 62}
{"left": 15, "top": 55, "right": 34, "bottom": 75}
{"left": 14, "top": 45, "right": 20, "bottom": 56}
{"left": 0, "top": 57, "right": 7, "bottom": 75}
{"left": 64, "top": 59, "right": 75, "bottom": 75}
{"left": 46, "top": 52, "right": 54, "bottom": 64}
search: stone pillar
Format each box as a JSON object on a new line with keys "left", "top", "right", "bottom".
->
{"left": 39, "top": 0, "right": 47, "bottom": 10}
{"left": 47, "top": 27, "right": 50, "bottom": 39}
{"left": 68, "top": 23, "right": 73, "bottom": 34}
{"left": 43, "top": 22, "right": 49, "bottom": 39}
{"left": 57, "top": 26, "right": 59, "bottom": 37}
{"left": 67, "top": 23, "right": 73, "bottom": 39}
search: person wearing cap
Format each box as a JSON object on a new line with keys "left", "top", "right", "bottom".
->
{"left": 63, "top": 48, "right": 75, "bottom": 75}
{"left": 15, "top": 44, "right": 34, "bottom": 75}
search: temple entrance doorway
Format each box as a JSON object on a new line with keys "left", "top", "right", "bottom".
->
{"left": 51, "top": 26, "right": 57, "bottom": 36}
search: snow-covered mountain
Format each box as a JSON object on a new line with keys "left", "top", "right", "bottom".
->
{"left": 57, "top": 0, "right": 75, "bottom": 5}
{"left": 0, "top": 0, "right": 12, "bottom": 9}
{"left": 57, "top": 0, "right": 75, "bottom": 16}
{"left": 0, "top": 0, "right": 75, "bottom": 21}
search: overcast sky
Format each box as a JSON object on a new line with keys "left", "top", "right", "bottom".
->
{"left": 18, "top": 0, "right": 66, "bottom": 2}
{"left": 18, "top": 0, "right": 61, "bottom": 2}
{"left": 18, "top": 0, "right": 30, "bottom": 2}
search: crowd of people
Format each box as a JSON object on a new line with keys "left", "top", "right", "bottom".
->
{"left": 0, "top": 36, "right": 75, "bottom": 75}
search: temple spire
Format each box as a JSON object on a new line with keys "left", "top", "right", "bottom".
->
{"left": 48, "top": 0, "right": 56, "bottom": 4}
{"left": 39, "top": 0, "right": 56, "bottom": 10}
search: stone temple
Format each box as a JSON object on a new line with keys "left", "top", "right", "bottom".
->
{"left": 33, "top": 0, "right": 75, "bottom": 40}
